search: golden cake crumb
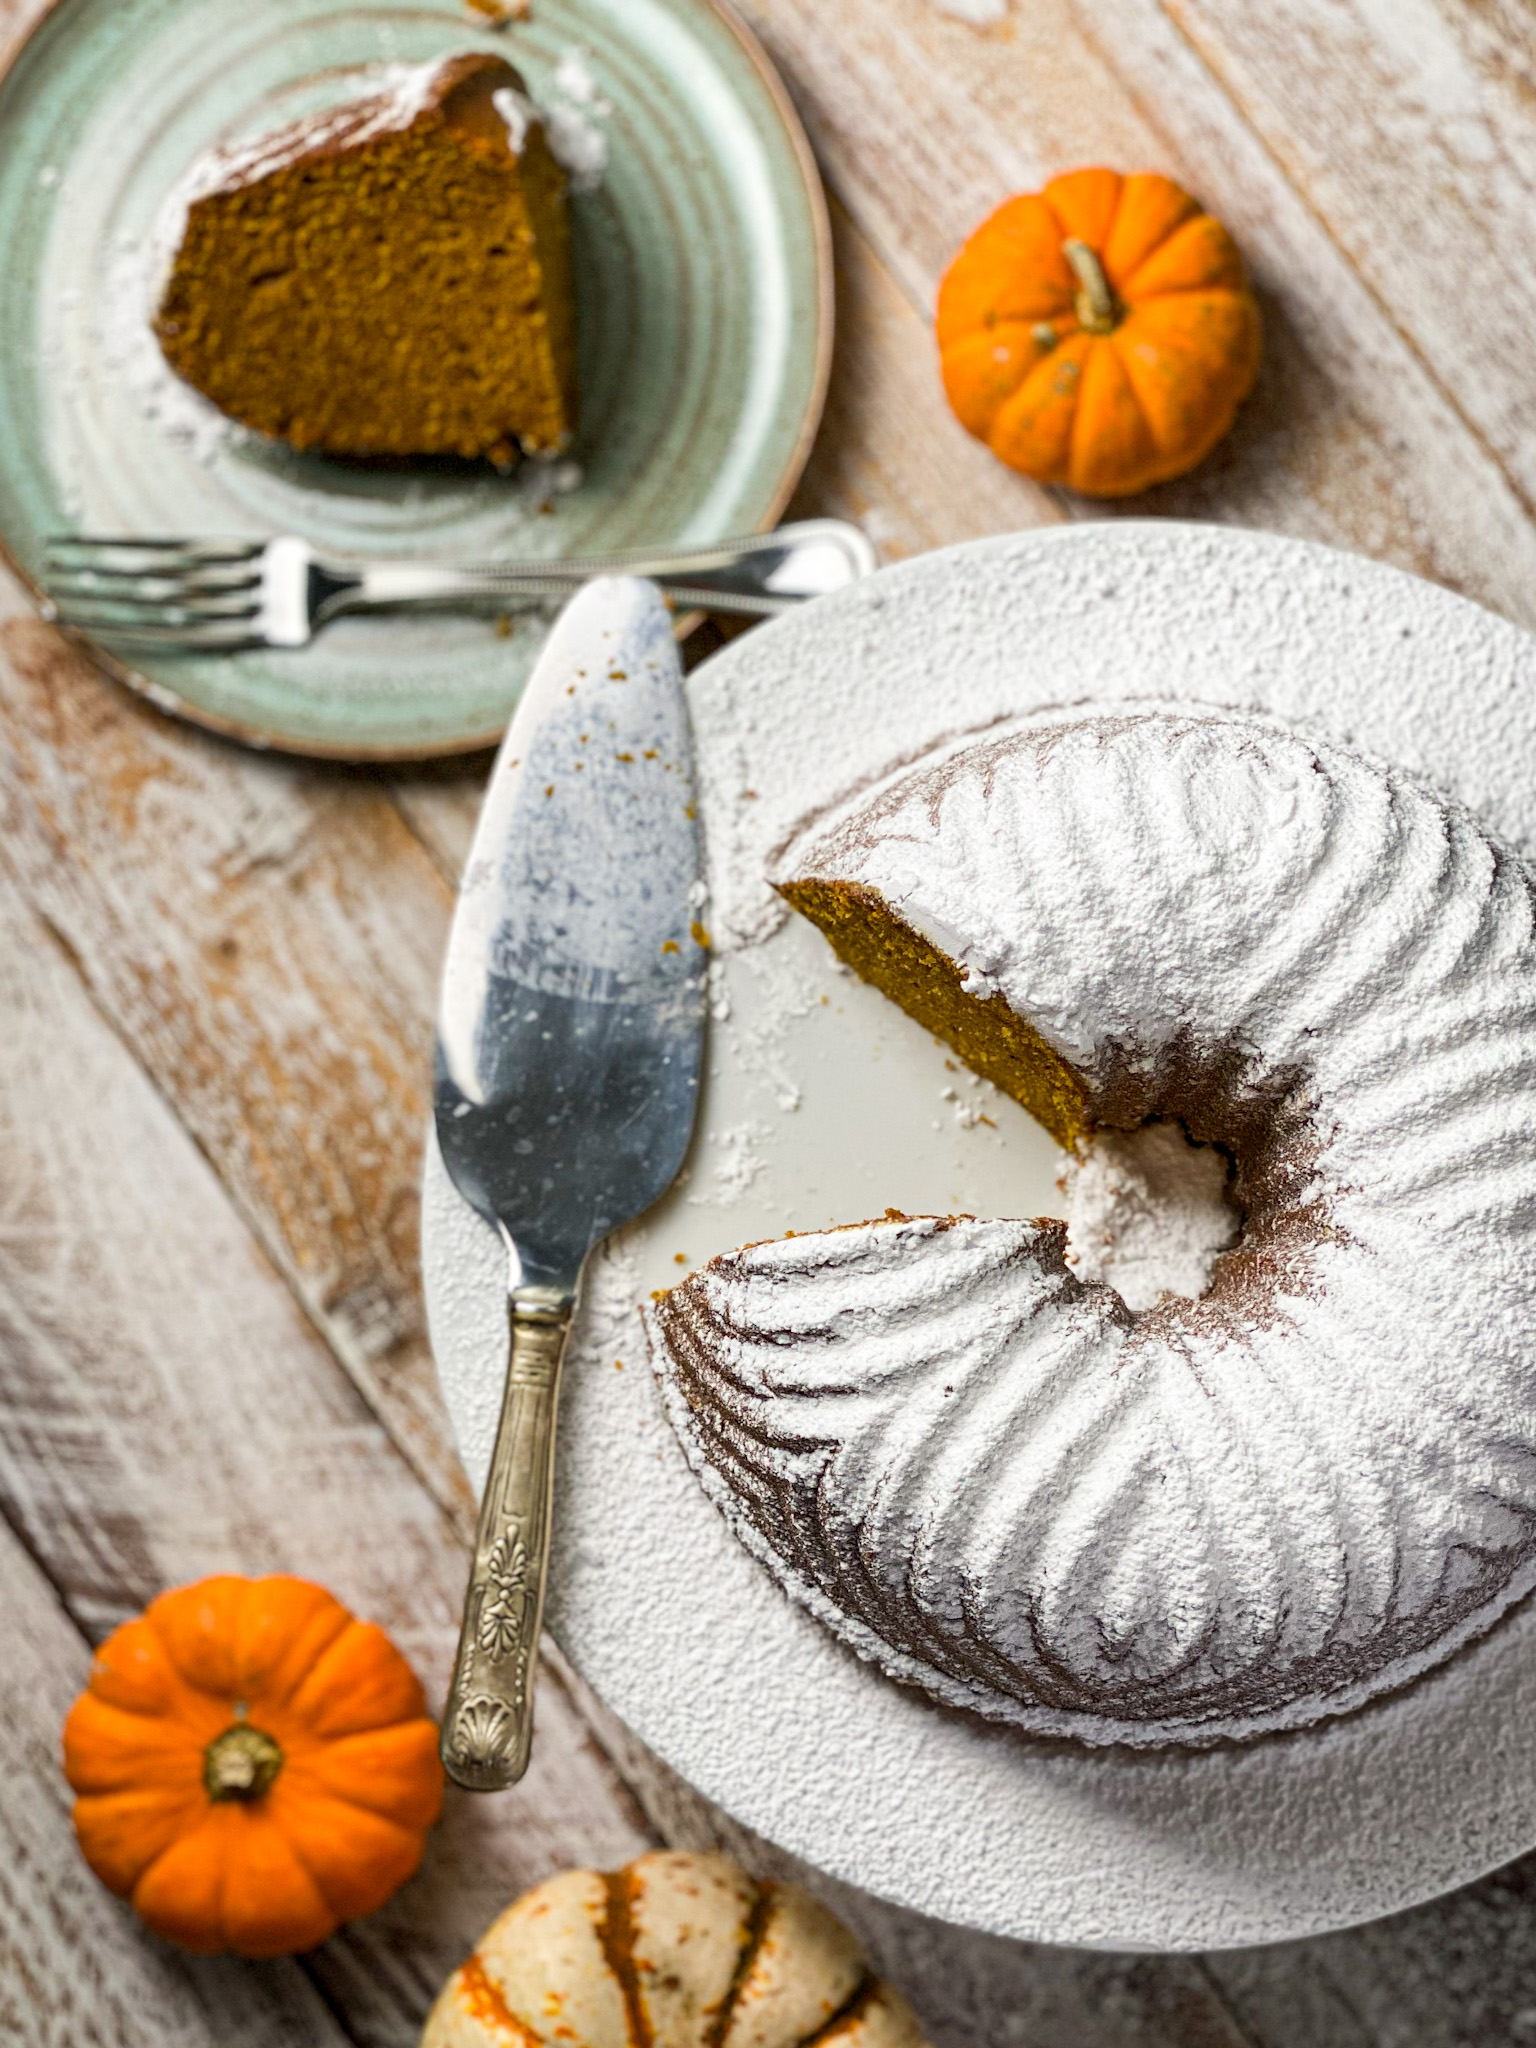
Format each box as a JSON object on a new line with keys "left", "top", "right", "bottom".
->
{"left": 155, "top": 53, "right": 576, "bottom": 461}
{"left": 776, "top": 877, "right": 1090, "bottom": 1149}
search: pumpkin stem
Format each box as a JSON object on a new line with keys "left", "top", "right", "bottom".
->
{"left": 1062, "top": 239, "right": 1119, "bottom": 334}
{"left": 204, "top": 1723, "right": 284, "bottom": 1802}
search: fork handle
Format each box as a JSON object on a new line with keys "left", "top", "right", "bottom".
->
{"left": 320, "top": 520, "right": 874, "bottom": 623}
{"left": 335, "top": 571, "right": 796, "bottom": 620}
{"left": 440, "top": 1288, "right": 572, "bottom": 1791}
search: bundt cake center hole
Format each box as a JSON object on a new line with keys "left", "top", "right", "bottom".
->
{"left": 1059, "top": 1119, "right": 1241, "bottom": 1312}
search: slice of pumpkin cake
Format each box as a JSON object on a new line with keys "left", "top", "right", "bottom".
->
{"left": 154, "top": 52, "right": 576, "bottom": 462}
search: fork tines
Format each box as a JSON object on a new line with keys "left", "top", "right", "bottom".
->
{"left": 44, "top": 535, "right": 267, "bottom": 649}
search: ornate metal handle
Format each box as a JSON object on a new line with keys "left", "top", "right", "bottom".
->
{"left": 441, "top": 1286, "right": 573, "bottom": 1790}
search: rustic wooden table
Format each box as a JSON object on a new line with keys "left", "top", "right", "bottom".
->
{"left": 5, "top": 0, "right": 1536, "bottom": 2040}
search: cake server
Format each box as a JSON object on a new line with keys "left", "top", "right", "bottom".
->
{"left": 433, "top": 575, "right": 706, "bottom": 1790}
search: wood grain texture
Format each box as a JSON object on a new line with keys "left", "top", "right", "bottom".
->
{"left": 0, "top": 1512, "right": 348, "bottom": 2048}
{"left": 1209, "top": 1855, "right": 1536, "bottom": 2048}
{"left": 0, "top": 831, "right": 651, "bottom": 2042}
{"left": 1160, "top": 0, "right": 1536, "bottom": 515}
{"left": 0, "top": 597, "right": 471, "bottom": 1528}
{"left": 730, "top": 0, "right": 1536, "bottom": 627}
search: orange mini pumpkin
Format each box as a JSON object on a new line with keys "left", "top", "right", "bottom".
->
{"left": 62, "top": 1574, "right": 444, "bottom": 1958}
{"left": 936, "top": 167, "right": 1261, "bottom": 495}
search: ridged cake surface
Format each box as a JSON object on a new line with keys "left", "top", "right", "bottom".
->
{"left": 647, "top": 708, "right": 1536, "bottom": 1745}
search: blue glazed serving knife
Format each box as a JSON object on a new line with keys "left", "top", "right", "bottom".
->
{"left": 433, "top": 578, "right": 706, "bottom": 1790}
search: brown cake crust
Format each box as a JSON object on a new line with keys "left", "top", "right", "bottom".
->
{"left": 154, "top": 53, "right": 576, "bottom": 461}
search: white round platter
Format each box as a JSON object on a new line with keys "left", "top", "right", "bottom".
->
{"left": 423, "top": 522, "right": 1536, "bottom": 1951}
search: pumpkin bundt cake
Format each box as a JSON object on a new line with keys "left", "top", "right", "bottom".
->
{"left": 647, "top": 707, "right": 1536, "bottom": 1747}
{"left": 154, "top": 53, "right": 575, "bottom": 461}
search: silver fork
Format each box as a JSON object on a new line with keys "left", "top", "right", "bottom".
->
{"left": 43, "top": 519, "right": 878, "bottom": 652}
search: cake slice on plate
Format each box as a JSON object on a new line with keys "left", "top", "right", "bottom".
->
{"left": 154, "top": 52, "right": 575, "bottom": 462}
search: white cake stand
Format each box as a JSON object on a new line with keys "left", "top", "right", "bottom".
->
{"left": 423, "top": 524, "right": 1536, "bottom": 1951}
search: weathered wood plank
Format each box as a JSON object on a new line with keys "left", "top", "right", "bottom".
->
{"left": 728, "top": 0, "right": 1536, "bottom": 627}
{"left": 1057, "top": 0, "right": 1536, "bottom": 606}
{"left": 0, "top": 841, "right": 651, "bottom": 2042}
{"left": 0, "top": 1511, "right": 348, "bottom": 2048}
{"left": 1159, "top": 0, "right": 1536, "bottom": 516}
{"left": 0, "top": 595, "right": 471, "bottom": 1530}
{"left": 1202, "top": 1945, "right": 1392, "bottom": 2047}
{"left": 783, "top": 196, "right": 1061, "bottom": 559}
{"left": 1207, "top": 1845, "right": 1536, "bottom": 2048}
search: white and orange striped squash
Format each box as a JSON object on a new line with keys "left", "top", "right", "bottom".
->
{"left": 421, "top": 1851, "right": 928, "bottom": 2048}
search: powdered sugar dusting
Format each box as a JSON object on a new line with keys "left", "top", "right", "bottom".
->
{"left": 697, "top": 1122, "right": 772, "bottom": 1205}
{"left": 98, "top": 236, "right": 243, "bottom": 465}
{"left": 1061, "top": 1122, "right": 1239, "bottom": 1310}
{"left": 652, "top": 705, "right": 1536, "bottom": 1746}
{"left": 686, "top": 528, "right": 1536, "bottom": 962}
{"left": 554, "top": 48, "right": 610, "bottom": 111}
{"left": 494, "top": 51, "right": 608, "bottom": 188}
{"left": 180, "top": 60, "right": 443, "bottom": 208}
{"left": 541, "top": 99, "right": 609, "bottom": 191}
{"left": 492, "top": 84, "right": 536, "bottom": 153}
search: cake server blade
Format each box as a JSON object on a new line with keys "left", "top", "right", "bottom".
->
{"left": 433, "top": 576, "right": 706, "bottom": 1789}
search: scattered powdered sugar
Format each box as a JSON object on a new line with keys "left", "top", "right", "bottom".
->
{"left": 706, "top": 954, "right": 733, "bottom": 1025}
{"left": 1061, "top": 1122, "right": 1238, "bottom": 1311}
{"left": 97, "top": 235, "right": 243, "bottom": 466}
{"left": 696, "top": 1122, "right": 772, "bottom": 1204}
{"left": 939, "top": 1071, "right": 1000, "bottom": 1129}
{"left": 553, "top": 47, "right": 610, "bottom": 111}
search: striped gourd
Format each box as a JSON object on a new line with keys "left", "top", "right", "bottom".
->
{"left": 421, "top": 1852, "right": 927, "bottom": 2048}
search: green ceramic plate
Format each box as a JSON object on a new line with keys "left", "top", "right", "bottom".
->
{"left": 0, "top": 0, "right": 830, "bottom": 756}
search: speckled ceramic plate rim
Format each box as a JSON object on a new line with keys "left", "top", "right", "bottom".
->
{"left": 0, "top": 0, "right": 832, "bottom": 760}
{"left": 425, "top": 521, "right": 1536, "bottom": 1951}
